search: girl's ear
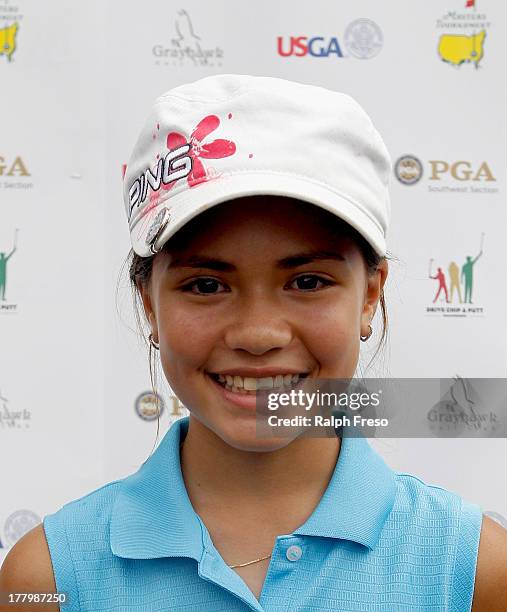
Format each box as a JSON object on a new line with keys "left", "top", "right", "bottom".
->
{"left": 361, "top": 259, "right": 388, "bottom": 334}
{"left": 137, "top": 280, "right": 158, "bottom": 339}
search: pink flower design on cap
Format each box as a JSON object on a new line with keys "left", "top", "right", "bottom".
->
{"left": 166, "top": 114, "right": 236, "bottom": 191}
{"left": 138, "top": 114, "right": 236, "bottom": 243}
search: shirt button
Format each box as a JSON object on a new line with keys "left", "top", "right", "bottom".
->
{"left": 286, "top": 545, "right": 303, "bottom": 562}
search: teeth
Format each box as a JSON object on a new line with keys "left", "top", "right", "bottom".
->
{"left": 255, "top": 377, "right": 274, "bottom": 390}
{"left": 212, "top": 372, "right": 305, "bottom": 392}
{"left": 243, "top": 377, "right": 259, "bottom": 391}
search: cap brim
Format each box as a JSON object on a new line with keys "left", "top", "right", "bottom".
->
{"left": 130, "top": 172, "right": 387, "bottom": 258}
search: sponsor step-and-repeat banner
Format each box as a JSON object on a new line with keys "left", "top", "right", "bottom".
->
{"left": 1, "top": 0, "right": 506, "bottom": 563}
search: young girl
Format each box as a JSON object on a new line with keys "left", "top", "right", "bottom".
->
{"left": 1, "top": 74, "right": 506, "bottom": 611}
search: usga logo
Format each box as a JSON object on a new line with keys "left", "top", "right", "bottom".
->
{"left": 278, "top": 35, "right": 345, "bottom": 58}
{"left": 395, "top": 155, "right": 497, "bottom": 193}
{"left": 277, "top": 19, "right": 383, "bottom": 60}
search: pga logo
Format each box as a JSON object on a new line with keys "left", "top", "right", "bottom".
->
{"left": 395, "top": 155, "right": 496, "bottom": 185}
{"left": 0, "top": 156, "right": 30, "bottom": 176}
{"left": 429, "top": 160, "right": 496, "bottom": 182}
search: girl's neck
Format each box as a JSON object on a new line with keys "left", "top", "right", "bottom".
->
{"left": 179, "top": 417, "right": 342, "bottom": 523}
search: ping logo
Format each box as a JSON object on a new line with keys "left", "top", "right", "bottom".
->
{"left": 128, "top": 143, "right": 193, "bottom": 222}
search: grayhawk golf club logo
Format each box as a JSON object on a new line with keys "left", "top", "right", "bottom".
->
{"left": 0, "top": 387, "right": 31, "bottom": 429}
{"left": 152, "top": 9, "right": 224, "bottom": 67}
{"left": 427, "top": 376, "right": 501, "bottom": 437}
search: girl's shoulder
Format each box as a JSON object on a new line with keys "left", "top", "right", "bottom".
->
{"left": 389, "top": 469, "right": 485, "bottom": 559}
{"left": 385, "top": 469, "right": 485, "bottom": 611}
{"left": 386, "top": 470, "right": 507, "bottom": 612}
{"left": 0, "top": 524, "right": 58, "bottom": 611}
{"left": 45, "top": 478, "right": 125, "bottom": 524}
{"left": 42, "top": 479, "right": 126, "bottom": 555}
{"left": 472, "top": 514, "right": 507, "bottom": 611}
{"left": 0, "top": 479, "right": 126, "bottom": 611}
{"left": 392, "top": 468, "right": 482, "bottom": 518}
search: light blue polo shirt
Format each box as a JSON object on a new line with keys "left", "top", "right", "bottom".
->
{"left": 43, "top": 415, "right": 483, "bottom": 611}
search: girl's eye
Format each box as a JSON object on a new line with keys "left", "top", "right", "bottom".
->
{"left": 180, "top": 277, "right": 227, "bottom": 295}
{"left": 180, "top": 274, "right": 334, "bottom": 295}
{"left": 289, "top": 274, "right": 334, "bottom": 291}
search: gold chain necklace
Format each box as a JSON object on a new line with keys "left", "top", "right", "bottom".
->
{"left": 229, "top": 553, "right": 272, "bottom": 568}
{"left": 180, "top": 441, "right": 272, "bottom": 569}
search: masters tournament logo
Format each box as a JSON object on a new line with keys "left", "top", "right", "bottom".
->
{"left": 153, "top": 9, "right": 224, "bottom": 67}
{"left": 0, "top": 0, "right": 22, "bottom": 62}
{"left": 0, "top": 228, "right": 18, "bottom": 313}
{"left": 427, "top": 233, "right": 485, "bottom": 317}
{"left": 277, "top": 18, "right": 383, "bottom": 59}
{"left": 395, "top": 154, "right": 498, "bottom": 194}
{"left": 436, "top": 0, "right": 490, "bottom": 68}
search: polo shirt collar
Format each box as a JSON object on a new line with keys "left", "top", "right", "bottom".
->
{"left": 110, "top": 416, "right": 203, "bottom": 560}
{"left": 292, "top": 427, "right": 397, "bottom": 550}
{"left": 110, "top": 416, "right": 396, "bottom": 559}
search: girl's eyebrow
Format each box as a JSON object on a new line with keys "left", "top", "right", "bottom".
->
{"left": 167, "top": 250, "right": 346, "bottom": 271}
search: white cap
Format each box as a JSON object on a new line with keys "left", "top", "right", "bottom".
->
{"left": 123, "top": 74, "right": 391, "bottom": 258}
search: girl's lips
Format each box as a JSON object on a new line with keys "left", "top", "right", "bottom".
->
{"left": 205, "top": 372, "right": 310, "bottom": 411}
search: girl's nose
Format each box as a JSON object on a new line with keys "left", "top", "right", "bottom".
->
{"left": 223, "top": 301, "right": 293, "bottom": 356}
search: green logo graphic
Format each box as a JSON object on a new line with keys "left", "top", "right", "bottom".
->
{"left": 0, "top": 229, "right": 18, "bottom": 301}
{"left": 429, "top": 233, "right": 484, "bottom": 304}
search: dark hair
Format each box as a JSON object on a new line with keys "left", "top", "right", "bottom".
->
{"left": 117, "top": 204, "right": 395, "bottom": 448}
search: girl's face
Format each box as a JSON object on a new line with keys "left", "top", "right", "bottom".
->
{"left": 140, "top": 196, "right": 388, "bottom": 451}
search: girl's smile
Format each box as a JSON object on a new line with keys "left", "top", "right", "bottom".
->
{"left": 204, "top": 368, "right": 311, "bottom": 411}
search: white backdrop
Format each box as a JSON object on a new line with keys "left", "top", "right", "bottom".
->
{"left": 1, "top": 0, "right": 506, "bottom": 562}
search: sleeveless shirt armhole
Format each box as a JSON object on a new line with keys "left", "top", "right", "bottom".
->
{"left": 42, "top": 511, "right": 81, "bottom": 612}
{"left": 450, "top": 498, "right": 484, "bottom": 612}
